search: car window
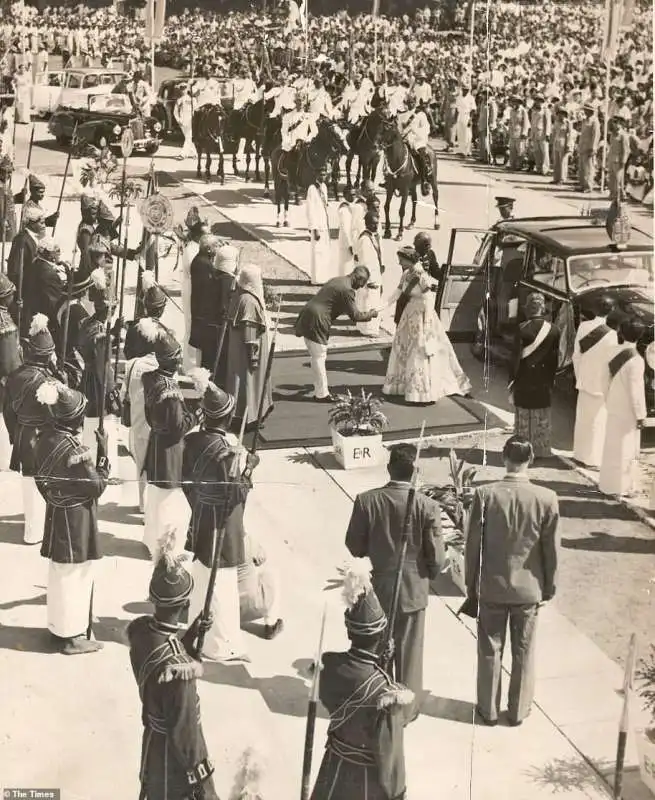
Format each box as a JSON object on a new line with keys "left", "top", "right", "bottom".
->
{"left": 48, "top": 73, "right": 63, "bottom": 87}
{"left": 83, "top": 75, "right": 100, "bottom": 89}
{"left": 568, "top": 252, "right": 654, "bottom": 292}
{"left": 67, "top": 74, "right": 82, "bottom": 89}
{"left": 525, "top": 245, "right": 566, "bottom": 291}
{"left": 89, "top": 94, "right": 132, "bottom": 114}
{"left": 100, "top": 74, "right": 119, "bottom": 85}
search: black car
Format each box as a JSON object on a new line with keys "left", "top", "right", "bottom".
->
{"left": 48, "top": 93, "right": 162, "bottom": 155}
{"left": 437, "top": 215, "right": 655, "bottom": 418}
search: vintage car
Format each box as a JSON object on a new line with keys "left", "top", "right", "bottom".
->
{"left": 150, "top": 77, "right": 235, "bottom": 140}
{"left": 32, "top": 68, "right": 126, "bottom": 118}
{"left": 48, "top": 93, "right": 162, "bottom": 154}
{"left": 437, "top": 216, "right": 655, "bottom": 418}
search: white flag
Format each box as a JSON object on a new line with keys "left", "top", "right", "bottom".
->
{"left": 145, "top": 0, "right": 166, "bottom": 42}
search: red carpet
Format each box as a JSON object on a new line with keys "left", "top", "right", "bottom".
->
{"left": 248, "top": 346, "right": 504, "bottom": 450}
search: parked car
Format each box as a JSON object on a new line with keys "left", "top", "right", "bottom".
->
{"left": 48, "top": 93, "right": 162, "bottom": 154}
{"left": 32, "top": 68, "right": 126, "bottom": 118}
{"left": 151, "top": 77, "right": 236, "bottom": 140}
{"left": 438, "top": 216, "right": 655, "bottom": 418}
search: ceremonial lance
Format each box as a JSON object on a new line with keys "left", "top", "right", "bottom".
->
{"left": 52, "top": 123, "right": 77, "bottom": 236}
{"left": 195, "top": 375, "right": 248, "bottom": 658}
{"left": 59, "top": 246, "right": 78, "bottom": 372}
{"left": 212, "top": 249, "right": 241, "bottom": 383}
{"left": 15, "top": 126, "right": 35, "bottom": 338}
{"left": 249, "top": 296, "right": 282, "bottom": 456}
{"left": 97, "top": 270, "right": 116, "bottom": 437}
{"left": 300, "top": 604, "right": 328, "bottom": 800}
{"left": 380, "top": 421, "right": 426, "bottom": 675}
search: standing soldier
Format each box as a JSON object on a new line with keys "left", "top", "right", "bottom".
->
{"left": 142, "top": 325, "right": 197, "bottom": 557}
{"left": 183, "top": 369, "right": 260, "bottom": 662}
{"left": 15, "top": 174, "right": 59, "bottom": 230}
{"left": 310, "top": 558, "right": 411, "bottom": 799}
{"left": 3, "top": 314, "right": 61, "bottom": 544}
{"left": 123, "top": 271, "right": 168, "bottom": 360}
{"left": 7, "top": 206, "right": 47, "bottom": 335}
{"left": 607, "top": 115, "right": 631, "bottom": 200}
{"left": 0, "top": 274, "right": 20, "bottom": 468}
{"left": 477, "top": 88, "right": 497, "bottom": 165}
{"left": 34, "top": 379, "right": 109, "bottom": 654}
{"left": 577, "top": 103, "right": 601, "bottom": 193}
{"left": 75, "top": 192, "right": 100, "bottom": 289}
{"left": 305, "top": 166, "right": 331, "bottom": 285}
{"left": 337, "top": 187, "right": 355, "bottom": 277}
{"left": 397, "top": 93, "right": 432, "bottom": 195}
{"left": 345, "top": 443, "right": 447, "bottom": 725}
{"left": 0, "top": 154, "right": 17, "bottom": 248}
{"left": 507, "top": 95, "right": 530, "bottom": 171}
{"left": 529, "top": 96, "right": 552, "bottom": 175}
{"left": 126, "top": 532, "right": 219, "bottom": 800}
{"left": 551, "top": 108, "right": 574, "bottom": 185}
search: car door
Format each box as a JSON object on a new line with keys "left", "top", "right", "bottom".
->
{"left": 32, "top": 70, "right": 64, "bottom": 115}
{"left": 436, "top": 228, "right": 489, "bottom": 342}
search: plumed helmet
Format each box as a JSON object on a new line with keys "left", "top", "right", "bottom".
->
{"left": 141, "top": 270, "right": 167, "bottom": 315}
{"left": 23, "top": 314, "right": 55, "bottom": 361}
{"left": 154, "top": 324, "right": 182, "bottom": 366}
{"left": 97, "top": 200, "right": 115, "bottom": 224}
{"left": 0, "top": 153, "right": 13, "bottom": 177}
{"left": 36, "top": 380, "right": 87, "bottom": 423}
{"left": 342, "top": 558, "right": 387, "bottom": 641}
{"left": 28, "top": 173, "right": 46, "bottom": 193}
{"left": 148, "top": 528, "right": 193, "bottom": 607}
{"left": 188, "top": 368, "right": 235, "bottom": 420}
{"left": 184, "top": 205, "right": 205, "bottom": 231}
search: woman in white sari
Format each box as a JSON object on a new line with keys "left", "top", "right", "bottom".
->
{"left": 180, "top": 206, "right": 208, "bottom": 371}
{"left": 383, "top": 256, "right": 472, "bottom": 404}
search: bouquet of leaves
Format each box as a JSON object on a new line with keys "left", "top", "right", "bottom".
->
{"left": 263, "top": 282, "right": 282, "bottom": 312}
{"left": 76, "top": 141, "right": 119, "bottom": 188}
{"left": 637, "top": 644, "right": 655, "bottom": 739}
{"left": 421, "top": 449, "right": 477, "bottom": 530}
{"left": 328, "top": 389, "right": 388, "bottom": 437}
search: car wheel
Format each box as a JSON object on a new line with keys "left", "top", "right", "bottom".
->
{"left": 471, "top": 308, "right": 487, "bottom": 362}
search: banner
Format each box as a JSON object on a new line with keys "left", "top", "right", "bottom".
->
{"left": 145, "top": 0, "right": 166, "bottom": 42}
{"left": 372, "top": 0, "right": 379, "bottom": 17}
{"left": 602, "top": 0, "right": 633, "bottom": 62}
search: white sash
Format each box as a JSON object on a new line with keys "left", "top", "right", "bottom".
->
{"left": 521, "top": 320, "right": 552, "bottom": 360}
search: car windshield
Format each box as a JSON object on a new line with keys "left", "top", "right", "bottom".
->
{"left": 568, "top": 252, "right": 654, "bottom": 292}
{"left": 89, "top": 94, "right": 132, "bottom": 114}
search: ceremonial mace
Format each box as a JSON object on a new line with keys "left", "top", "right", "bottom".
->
{"left": 15, "top": 123, "right": 35, "bottom": 340}
{"left": 196, "top": 375, "right": 248, "bottom": 658}
{"left": 52, "top": 122, "right": 77, "bottom": 237}
{"left": 300, "top": 604, "right": 327, "bottom": 800}
{"left": 249, "top": 295, "right": 282, "bottom": 456}
{"left": 380, "top": 421, "right": 426, "bottom": 676}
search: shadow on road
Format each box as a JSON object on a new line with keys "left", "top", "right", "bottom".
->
{"left": 562, "top": 531, "right": 655, "bottom": 554}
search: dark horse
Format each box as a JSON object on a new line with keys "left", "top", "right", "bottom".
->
{"left": 344, "top": 106, "right": 385, "bottom": 190}
{"left": 378, "top": 116, "right": 440, "bottom": 240}
{"left": 224, "top": 98, "right": 272, "bottom": 184}
{"left": 270, "top": 119, "right": 348, "bottom": 227}
{"left": 192, "top": 104, "right": 227, "bottom": 182}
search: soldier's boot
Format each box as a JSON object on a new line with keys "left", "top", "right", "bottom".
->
{"left": 419, "top": 148, "right": 432, "bottom": 196}
{"left": 61, "top": 635, "right": 104, "bottom": 655}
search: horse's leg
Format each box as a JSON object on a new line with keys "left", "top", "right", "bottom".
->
{"left": 283, "top": 182, "right": 290, "bottom": 226}
{"left": 408, "top": 184, "right": 418, "bottom": 228}
{"left": 275, "top": 181, "right": 282, "bottom": 227}
{"left": 355, "top": 157, "right": 363, "bottom": 188}
{"left": 196, "top": 147, "right": 202, "bottom": 179}
{"left": 395, "top": 189, "right": 409, "bottom": 241}
{"left": 254, "top": 140, "right": 262, "bottom": 183}
{"left": 263, "top": 156, "right": 270, "bottom": 197}
{"left": 345, "top": 152, "right": 354, "bottom": 189}
{"left": 431, "top": 158, "right": 440, "bottom": 230}
{"left": 233, "top": 142, "right": 239, "bottom": 177}
{"left": 205, "top": 151, "right": 211, "bottom": 180}
{"left": 243, "top": 139, "right": 252, "bottom": 182}
{"left": 383, "top": 186, "right": 393, "bottom": 239}
{"left": 219, "top": 153, "right": 225, "bottom": 185}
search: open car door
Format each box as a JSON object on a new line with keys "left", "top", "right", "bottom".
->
{"left": 436, "top": 228, "right": 490, "bottom": 342}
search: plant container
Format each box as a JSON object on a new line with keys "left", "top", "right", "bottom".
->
{"left": 330, "top": 427, "right": 386, "bottom": 470}
{"left": 636, "top": 728, "right": 655, "bottom": 795}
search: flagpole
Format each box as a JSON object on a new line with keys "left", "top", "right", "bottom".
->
{"left": 468, "top": 0, "right": 475, "bottom": 86}
{"left": 600, "top": 55, "right": 612, "bottom": 194}
{"left": 373, "top": 0, "right": 379, "bottom": 82}
{"left": 150, "top": 0, "right": 156, "bottom": 89}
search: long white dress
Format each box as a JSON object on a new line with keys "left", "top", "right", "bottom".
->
{"left": 182, "top": 240, "right": 201, "bottom": 371}
{"left": 306, "top": 182, "right": 331, "bottom": 285}
{"left": 383, "top": 267, "right": 471, "bottom": 404}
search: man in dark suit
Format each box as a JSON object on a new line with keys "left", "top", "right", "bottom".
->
{"left": 7, "top": 205, "right": 45, "bottom": 336}
{"left": 345, "top": 443, "right": 447, "bottom": 724}
{"left": 294, "top": 265, "right": 378, "bottom": 402}
{"left": 465, "top": 435, "right": 559, "bottom": 727}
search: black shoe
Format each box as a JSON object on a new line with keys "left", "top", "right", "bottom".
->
{"left": 475, "top": 707, "right": 498, "bottom": 726}
{"left": 507, "top": 717, "right": 523, "bottom": 727}
{"left": 314, "top": 394, "right": 335, "bottom": 403}
{"left": 263, "top": 619, "right": 284, "bottom": 640}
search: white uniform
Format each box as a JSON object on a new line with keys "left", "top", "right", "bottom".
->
{"left": 414, "top": 81, "right": 432, "bottom": 105}
{"left": 388, "top": 86, "right": 409, "bottom": 117}
{"left": 337, "top": 82, "right": 358, "bottom": 117}
{"left": 455, "top": 91, "right": 477, "bottom": 155}
{"left": 281, "top": 109, "right": 318, "bottom": 151}
{"left": 267, "top": 85, "right": 296, "bottom": 118}
{"left": 174, "top": 94, "right": 196, "bottom": 158}
{"left": 337, "top": 200, "right": 354, "bottom": 277}
{"left": 598, "top": 346, "right": 646, "bottom": 496}
{"left": 572, "top": 317, "right": 618, "bottom": 468}
{"left": 349, "top": 84, "right": 374, "bottom": 124}
{"left": 233, "top": 77, "right": 256, "bottom": 110}
{"left": 305, "top": 181, "right": 331, "bottom": 285}
{"left": 398, "top": 109, "right": 430, "bottom": 150}
{"left": 310, "top": 87, "right": 334, "bottom": 119}
{"left": 354, "top": 229, "right": 382, "bottom": 337}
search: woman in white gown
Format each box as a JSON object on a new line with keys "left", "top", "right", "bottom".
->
{"left": 180, "top": 206, "right": 208, "bottom": 371}
{"left": 383, "top": 259, "right": 472, "bottom": 404}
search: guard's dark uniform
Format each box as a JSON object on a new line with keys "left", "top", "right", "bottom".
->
{"left": 4, "top": 361, "right": 55, "bottom": 475}
{"left": 77, "top": 313, "right": 114, "bottom": 418}
{"left": 0, "top": 276, "right": 21, "bottom": 391}
{"left": 124, "top": 317, "right": 168, "bottom": 361}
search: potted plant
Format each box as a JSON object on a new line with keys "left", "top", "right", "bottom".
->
{"left": 422, "top": 449, "right": 477, "bottom": 595}
{"left": 636, "top": 645, "right": 655, "bottom": 794}
{"left": 328, "top": 388, "right": 388, "bottom": 470}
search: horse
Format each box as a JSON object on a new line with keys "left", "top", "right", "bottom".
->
{"left": 344, "top": 105, "right": 385, "bottom": 190}
{"left": 378, "top": 116, "right": 440, "bottom": 240}
{"left": 191, "top": 104, "right": 227, "bottom": 182}
{"left": 270, "top": 118, "right": 348, "bottom": 228}
{"left": 224, "top": 98, "right": 272, "bottom": 184}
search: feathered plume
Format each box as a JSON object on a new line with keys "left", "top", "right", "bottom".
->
{"left": 28, "top": 313, "right": 49, "bottom": 337}
{"left": 89, "top": 267, "right": 106, "bottom": 291}
{"left": 152, "top": 526, "right": 178, "bottom": 566}
{"left": 141, "top": 270, "right": 156, "bottom": 291}
{"left": 36, "top": 380, "right": 61, "bottom": 406}
{"left": 188, "top": 367, "right": 211, "bottom": 394}
{"left": 228, "top": 746, "right": 268, "bottom": 800}
{"left": 341, "top": 557, "right": 374, "bottom": 610}
{"left": 138, "top": 317, "right": 160, "bottom": 342}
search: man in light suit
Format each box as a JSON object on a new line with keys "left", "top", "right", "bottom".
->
{"left": 345, "top": 443, "right": 448, "bottom": 725}
{"left": 465, "top": 435, "right": 559, "bottom": 727}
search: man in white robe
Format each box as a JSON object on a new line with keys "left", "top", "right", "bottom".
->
{"left": 572, "top": 296, "right": 618, "bottom": 468}
{"left": 337, "top": 188, "right": 355, "bottom": 277}
{"left": 598, "top": 320, "right": 647, "bottom": 497}
{"left": 455, "top": 83, "right": 477, "bottom": 156}
{"left": 354, "top": 210, "right": 383, "bottom": 337}
{"left": 305, "top": 167, "right": 331, "bottom": 285}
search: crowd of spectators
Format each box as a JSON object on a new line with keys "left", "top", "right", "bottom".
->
{"left": 0, "top": 1, "right": 651, "bottom": 202}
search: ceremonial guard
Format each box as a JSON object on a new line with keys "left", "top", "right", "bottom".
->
{"left": 551, "top": 108, "right": 574, "bottom": 185}
{"left": 509, "top": 292, "right": 560, "bottom": 459}
{"left": 184, "top": 369, "right": 258, "bottom": 662}
{"left": 281, "top": 94, "right": 318, "bottom": 153}
{"left": 607, "top": 115, "right": 631, "bottom": 200}
{"left": 233, "top": 66, "right": 257, "bottom": 111}
{"left": 305, "top": 166, "right": 331, "bottom": 285}
{"left": 3, "top": 314, "right": 60, "bottom": 544}
{"left": 30, "top": 237, "right": 68, "bottom": 321}
{"left": 337, "top": 187, "right": 355, "bottom": 277}
{"left": 7, "top": 205, "right": 46, "bottom": 335}
{"left": 577, "top": 103, "right": 601, "bottom": 192}
{"left": 345, "top": 443, "right": 446, "bottom": 725}
{"left": 142, "top": 325, "right": 196, "bottom": 557}
{"left": 180, "top": 207, "right": 209, "bottom": 370}
{"left": 34, "top": 379, "right": 109, "bottom": 655}
{"left": 310, "top": 558, "right": 411, "bottom": 799}
{"left": 354, "top": 210, "right": 383, "bottom": 337}
{"left": 0, "top": 153, "right": 17, "bottom": 245}
{"left": 124, "top": 271, "right": 168, "bottom": 360}
{"left": 599, "top": 319, "right": 646, "bottom": 497}
{"left": 397, "top": 94, "right": 432, "bottom": 195}
{"left": 75, "top": 192, "right": 100, "bottom": 288}
{"left": 16, "top": 173, "right": 59, "bottom": 230}
{"left": 127, "top": 533, "right": 219, "bottom": 800}
{"left": 507, "top": 96, "right": 530, "bottom": 171}
{"left": 0, "top": 274, "right": 20, "bottom": 467}
{"left": 572, "top": 295, "right": 618, "bottom": 468}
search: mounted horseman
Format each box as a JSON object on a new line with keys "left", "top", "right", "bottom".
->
{"left": 191, "top": 68, "right": 227, "bottom": 182}
{"left": 224, "top": 64, "right": 270, "bottom": 183}
{"left": 343, "top": 72, "right": 384, "bottom": 191}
